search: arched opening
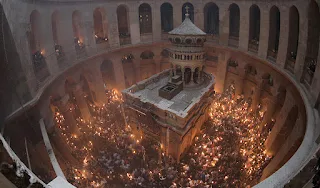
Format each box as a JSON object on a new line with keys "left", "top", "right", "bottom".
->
{"left": 302, "top": 0, "right": 320, "bottom": 85}
{"left": 140, "top": 50, "right": 154, "bottom": 60}
{"left": 161, "top": 3, "right": 173, "bottom": 33}
{"left": 139, "top": 3, "right": 152, "bottom": 34}
{"left": 204, "top": 3, "right": 219, "bottom": 36}
{"left": 285, "top": 6, "right": 299, "bottom": 73}
{"left": 267, "top": 6, "right": 280, "bottom": 61}
{"left": 228, "top": 3, "right": 240, "bottom": 47}
{"left": 117, "top": 5, "right": 131, "bottom": 45}
{"left": 30, "top": 10, "right": 49, "bottom": 82}
{"left": 93, "top": 8, "right": 108, "bottom": 44}
{"left": 248, "top": 5, "right": 260, "bottom": 53}
{"left": 122, "top": 54, "right": 136, "bottom": 87}
{"left": 182, "top": 3, "right": 194, "bottom": 23}
{"left": 52, "top": 11, "right": 65, "bottom": 65}
{"left": 72, "top": 10, "right": 86, "bottom": 58}
{"left": 100, "top": 60, "right": 116, "bottom": 89}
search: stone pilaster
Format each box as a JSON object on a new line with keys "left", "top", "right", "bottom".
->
{"left": 276, "top": 7, "right": 289, "bottom": 68}
{"left": 152, "top": 1, "right": 161, "bottom": 42}
{"left": 129, "top": 4, "right": 141, "bottom": 45}
{"left": 53, "top": 95, "right": 79, "bottom": 135}
{"left": 219, "top": 5, "right": 229, "bottom": 46}
{"left": 112, "top": 55, "right": 126, "bottom": 90}
{"left": 172, "top": 2, "right": 182, "bottom": 28}
{"left": 261, "top": 116, "right": 304, "bottom": 180}
{"left": 82, "top": 12, "right": 97, "bottom": 56}
{"left": 194, "top": 2, "right": 204, "bottom": 30}
{"left": 215, "top": 51, "right": 229, "bottom": 93}
{"left": 235, "top": 70, "right": 246, "bottom": 96}
{"left": 57, "top": 12, "right": 77, "bottom": 65}
{"left": 72, "top": 83, "right": 91, "bottom": 122}
{"left": 260, "top": 95, "right": 277, "bottom": 131}
{"left": 105, "top": 5, "right": 120, "bottom": 48}
{"left": 40, "top": 13, "right": 59, "bottom": 75}
{"left": 265, "top": 92, "right": 295, "bottom": 156}
{"left": 238, "top": 4, "right": 249, "bottom": 51}
{"left": 294, "top": 4, "right": 308, "bottom": 80}
{"left": 251, "top": 78, "right": 263, "bottom": 112}
{"left": 258, "top": 7, "right": 269, "bottom": 59}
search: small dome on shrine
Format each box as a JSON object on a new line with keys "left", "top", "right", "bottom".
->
{"left": 168, "top": 11, "right": 206, "bottom": 36}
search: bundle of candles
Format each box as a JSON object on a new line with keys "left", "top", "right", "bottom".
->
{"left": 54, "top": 86, "right": 271, "bottom": 187}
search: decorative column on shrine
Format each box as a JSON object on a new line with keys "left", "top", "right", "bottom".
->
{"left": 168, "top": 6, "right": 207, "bottom": 88}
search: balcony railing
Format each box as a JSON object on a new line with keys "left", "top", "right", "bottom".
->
{"left": 248, "top": 40, "right": 259, "bottom": 53}
{"left": 285, "top": 57, "right": 295, "bottom": 73}
{"left": 267, "top": 50, "right": 278, "bottom": 63}
{"left": 228, "top": 36, "right": 239, "bottom": 48}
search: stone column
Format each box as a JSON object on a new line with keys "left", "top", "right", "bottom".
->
{"left": 51, "top": 127, "right": 78, "bottom": 165}
{"left": 72, "top": 83, "right": 91, "bottom": 122}
{"left": 276, "top": 7, "right": 289, "bottom": 68}
{"left": 16, "top": 23, "right": 37, "bottom": 96}
{"left": 152, "top": 1, "right": 161, "bottom": 42}
{"left": 57, "top": 12, "right": 77, "bottom": 65}
{"left": 251, "top": 79, "right": 263, "bottom": 112}
{"left": 261, "top": 116, "right": 304, "bottom": 180}
{"left": 53, "top": 95, "right": 79, "bottom": 135}
{"left": 219, "top": 5, "right": 229, "bottom": 46}
{"left": 181, "top": 67, "right": 185, "bottom": 86}
{"left": 264, "top": 92, "right": 294, "bottom": 156}
{"left": 106, "top": 5, "right": 120, "bottom": 48}
{"left": 112, "top": 55, "right": 126, "bottom": 90}
{"left": 190, "top": 68, "right": 194, "bottom": 83}
{"left": 82, "top": 12, "right": 97, "bottom": 56}
{"left": 259, "top": 95, "right": 277, "bottom": 131}
{"left": 129, "top": 4, "right": 141, "bottom": 44}
{"left": 258, "top": 7, "right": 269, "bottom": 59}
{"left": 172, "top": 2, "right": 182, "bottom": 28}
{"left": 40, "top": 14, "right": 59, "bottom": 75}
{"left": 215, "top": 51, "right": 229, "bottom": 93}
{"left": 194, "top": 2, "right": 204, "bottom": 30}
{"left": 235, "top": 70, "right": 246, "bottom": 96}
{"left": 238, "top": 4, "right": 249, "bottom": 51}
{"left": 90, "top": 66, "right": 108, "bottom": 106}
{"left": 294, "top": 4, "right": 308, "bottom": 80}
{"left": 197, "top": 68, "right": 201, "bottom": 83}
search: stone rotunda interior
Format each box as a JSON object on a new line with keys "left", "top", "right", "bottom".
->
{"left": 0, "top": 0, "right": 319, "bottom": 188}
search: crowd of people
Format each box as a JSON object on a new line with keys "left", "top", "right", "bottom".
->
{"left": 53, "top": 86, "right": 271, "bottom": 187}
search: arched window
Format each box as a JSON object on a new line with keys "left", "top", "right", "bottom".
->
{"left": 248, "top": 5, "right": 260, "bottom": 52}
{"left": 140, "top": 51, "right": 154, "bottom": 59}
{"left": 117, "top": 5, "right": 131, "bottom": 45}
{"left": 285, "top": 6, "right": 299, "bottom": 72}
{"left": 229, "top": 3, "right": 240, "bottom": 44}
{"left": 204, "top": 3, "right": 219, "bottom": 35}
{"left": 182, "top": 3, "right": 194, "bottom": 22}
{"left": 93, "top": 8, "right": 108, "bottom": 44}
{"left": 139, "top": 3, "right": 152, "bottom": 34}
{"left": 161, "top": 3, "right": 173, "bottom": 33}
{"left": 302, "top": 0, "right": 320, "bottom": 84}
{"left": 267, "top": 6, "right": 280, "bottom": 60}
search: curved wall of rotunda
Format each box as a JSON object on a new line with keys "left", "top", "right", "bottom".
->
{"left": 0, "top": 0, "right": 319, "bottom": 187}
